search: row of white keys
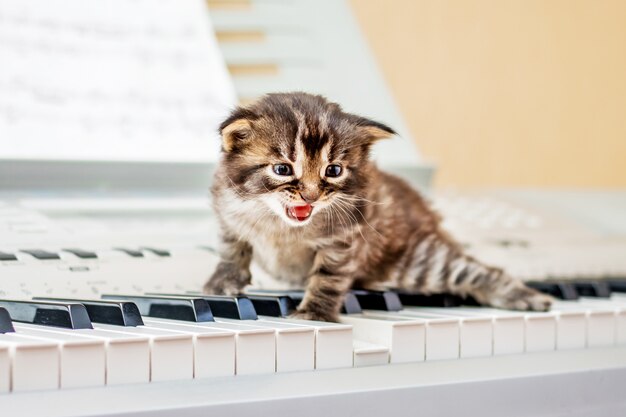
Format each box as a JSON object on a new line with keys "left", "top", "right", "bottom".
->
{"left": 568, "top": 295, "right": 626, "bottom": 345}
{"left": 13, "top": 323, "right": 151, "bottom": 386}
{"left": 217, "top": 318, "right": 315, "bottom": 372}
{"left": 138, "top": 319, "right": 236, "bottom": 378}
{"left": 403, "top": 307, "right": 557, "bottom": 354}
{"left": 145, "top": 316, "right": 354, "bottom": 374}
{"left": 93, "top": 323, "right": 194, "bottom": 381}
{"left": 409, "top": 307, "right": 526, "bottom": 355}
{"left": 11, "top": 324, "right": 105, "bottom": 388}
{"left": 549, "top": 301, "right": 615, "bottom": 348}
{"left": 390, "top": 309, "right": 493, "bottom": 358}
{"left": 143, "top": 318, "right": 275, "bottom": 375}
{"left": 259, "top": 316, "right": 354, "bottom": 369}
{"left": 407, "top": 302, "right": 620, "bottom": 353}
{"left": 351, "top": 306, "right": 557, "bottom": 359}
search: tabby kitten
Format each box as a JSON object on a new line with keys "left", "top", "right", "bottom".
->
{"left": 204, "top": 92, "right": 552, "bottom": 322}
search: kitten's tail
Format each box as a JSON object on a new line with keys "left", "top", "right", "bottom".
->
{"left": 396, "top": 232, "right": 552, "bottom": 311}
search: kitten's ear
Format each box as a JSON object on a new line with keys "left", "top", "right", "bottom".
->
{"left": 219, "top": 108, "right": 257, "bottom": 152}
{"left": 353, "top": 116, "right": 396, "bottom": 143}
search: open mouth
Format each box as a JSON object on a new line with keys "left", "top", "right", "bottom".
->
{"left": 285, "top": 204, "right": 313, "bottom": 222}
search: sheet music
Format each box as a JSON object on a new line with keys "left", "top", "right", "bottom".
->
{"left": 0, "top": 0, "right": 237, "bottom": 162}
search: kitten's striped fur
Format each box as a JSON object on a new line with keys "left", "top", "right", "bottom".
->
{"left": 205, "top": 92, "right": 552, "bottom": 322}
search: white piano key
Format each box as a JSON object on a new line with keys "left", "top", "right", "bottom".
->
{"left": 0, "top": 343, "right": 10, "bottom": 393}
{"left": 217, "top": 318, "right": 315, "bottom": 373}
{"left": 586, "top": 309, "right": 617, "bottom": 347}
{"left": 353, "top": 340, "right": 390, "bottom": 367}
{"left": 523, "top": 312, "right": 557, "bottom": 352}
{"left": 489, "top": 313, "right": 525, "bottom": 355}
{"left": 340, "top": 314, "right": 425, "bottom": 363}
{"left": 14, "top": 323, "right": 150, "bottom": 385}
{"left": 141, "top": 319, "right": 236, "bottom": 378}
{"left": 616, "top": 309, "right": 626, "bottom": 345}
{"left": 94, "top": 324, "right": 193, "bottom": 382}
{"left": 144, "top": 319, "right": 275, "bottom": 376}
{"left": 12, "top": 325, "right": 105, "bottom": 388}
{"left": 553, "top": 310, "right": 587, "bottom": 350}
{"left": 592, "top": 297, "right": 626, "bottom": 344}
{"left": 259, "top": 317, "right": 353, "bottom": 370}
{"left": 401, "top": 308, "right": 493, "bottom": 358}
{"left": 0, "top": 333, "right": 59, "bottom": 392}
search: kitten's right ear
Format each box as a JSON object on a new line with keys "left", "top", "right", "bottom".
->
{"left": 219, "top": 108, "right": 257, "bottom": 152}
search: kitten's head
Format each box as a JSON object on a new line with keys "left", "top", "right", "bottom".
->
{"left": 217, "top": 92, "right": 395, "bottom": 227}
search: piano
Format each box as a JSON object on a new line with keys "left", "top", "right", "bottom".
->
{"left": 2, "top": 0, "right": 626, "bottom": 416}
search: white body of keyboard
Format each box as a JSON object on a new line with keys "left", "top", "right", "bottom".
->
{"left": 1, "top": 192, "right": 626, "bottom": 417}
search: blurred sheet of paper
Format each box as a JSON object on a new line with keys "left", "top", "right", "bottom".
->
{"left": 0, "top": 0, "right": 236, "bottom": 162}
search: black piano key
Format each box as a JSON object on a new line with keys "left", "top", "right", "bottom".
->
{"left": 341, "top": 292, "right": 363, "bottom": 314}
{"left": 61, "top": 248, "right": 98, "bottom": 259}
{"left": 150, "top": 293, "right": 256, "bottom": 320}
{"left": 526, "top": 281, "right": 579, "bottom": 300}
{"left": 0, "top": 251, "right": 18, "bottom": 261}
{"left": 101, "top": 294, "right": 214, "bottom": 322}
{"left": 394, "top": 291, "right": 467, "bottom": 307}
{"left": 244, "top": 289, "right": 362, "bottom": 315}
{"left": 607, "top": 279, "right": 626, "bottom": 293}
{"left": 140, "top": 247, "right": 171, "bottom": 257}
{"left": 246, "top": 294, "right": 297, "bottom": 317}
{"left": 19, "top": 249, "right": 60, "bottom": 260}
{"left": 33, "top": 297, "right": 144, "bottom": 327}
{"left": 0, "top": 307, "right": 15, "bottom": 333}
{"left": 0, "top": 300, "right": 92, "bottom": 329}
{"left": 236, "top": 289, "right": 305, "bottom": 307}
{"left": 351, "top": 290, "right": 403, "bottom": 311}
{"left": 573, "top": 281, "right": 612, "bottom": 298}
{"left": 113, "top": 248, "right": 144, "bottom": 258}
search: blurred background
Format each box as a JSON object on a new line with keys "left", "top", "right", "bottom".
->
{"left": 210, "top": 0, "right": 626, "bottom": 189}
{"left": 349, "top": 0, "right": 626, "bottom": 188}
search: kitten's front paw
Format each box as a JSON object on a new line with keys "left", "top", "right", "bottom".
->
{"left": 290, "top": 309, "right": 338, "bottom": 323}
{"left": 489, "top": 285, "right": 553, "bottom": 312}
{"left": 203, "top": 262, "right": 250, "bottom": 296}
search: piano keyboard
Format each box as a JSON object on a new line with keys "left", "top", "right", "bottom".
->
{"left": 2, "top": 283, "right": 626, "bottom": 394}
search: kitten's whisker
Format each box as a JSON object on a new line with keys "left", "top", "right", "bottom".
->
{"left": 335, "top": 194, "right": 385, "bottom": 207}
{"left": 333, "top": 195, "right": 385, "bottom": 240}
{"left": 331, "top": 201, "right": 358, "bottom": 244}
{"left": 351, "top": 205, "right": 384, "bottom": 240}
{"left": 334, "top": 199, "right": 371, "bottom": 245}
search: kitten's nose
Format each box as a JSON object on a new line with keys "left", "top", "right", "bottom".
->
{"left": 299, "top": 190, "right": 320, "bottom": 204}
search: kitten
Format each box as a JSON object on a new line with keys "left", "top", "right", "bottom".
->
{"left": 204, "top": 92, "right": 552, "bottom": 322}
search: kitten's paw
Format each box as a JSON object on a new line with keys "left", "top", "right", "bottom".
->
{"left": 290, "top": 309, "right": 338, "bottom": 323}
{"left": 203, "top": 262, "right": 250, "bottom": 296}
{"left": 203, "top": 280, "right": 241, "bottom": 296}
{"left": 489, "top": 286, "right": 553, "bottom": 312}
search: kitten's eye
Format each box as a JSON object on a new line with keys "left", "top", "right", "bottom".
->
{"left": 325, "top": 164, "right": 343, "bottom": 177}
{"left": 273, "top": 164, "right": 293, "bottom": 176}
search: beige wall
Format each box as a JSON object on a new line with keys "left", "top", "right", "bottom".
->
{"left": 349, "top": 0, "right": 626, "bottom": 188}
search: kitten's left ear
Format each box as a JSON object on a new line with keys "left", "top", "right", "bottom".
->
{"left": 219, "top": 107, "right": 258, "bottom": 152}
{"left": 353, "top": 116, "right": 396, "bottom": 143}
